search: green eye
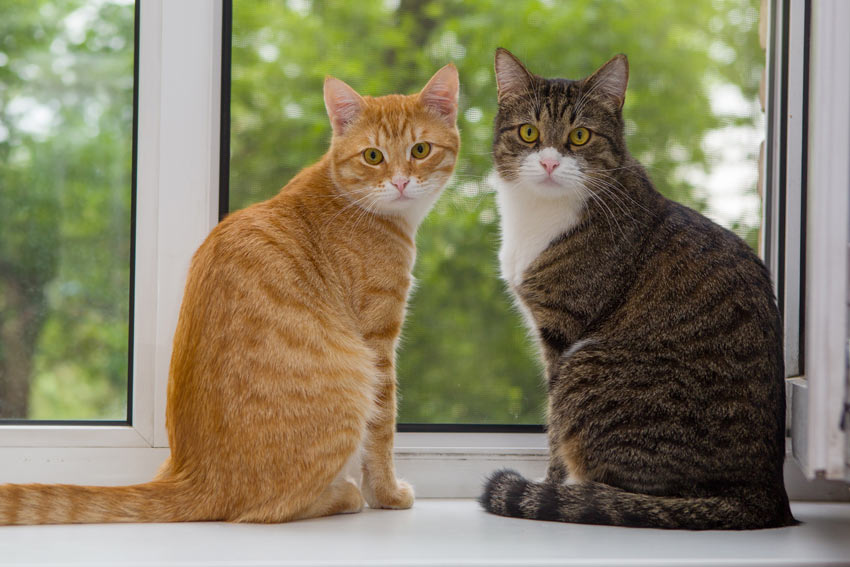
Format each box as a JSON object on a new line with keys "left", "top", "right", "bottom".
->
{"left": 569, "top": 127, "right": 591, "bottom": 146}
{"left": 363, "top": 148, "right": 383, "bottom": 165}
{"left": 411, "top": 142, "right": 431, "bottom": 159}
{"left": 519, "top": 123, "right": 539, "bottom": 143}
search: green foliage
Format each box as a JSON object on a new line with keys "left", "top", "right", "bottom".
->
{"left": 0, "top": 0, "right": 133, "bottom": 419}
{"left": 230, "top": 0, "right": 763, "bottom": 423}
{"left": 1, "top": 0, "right": 762, "bottom": 423}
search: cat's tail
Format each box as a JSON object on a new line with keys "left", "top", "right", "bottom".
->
{"left": 0, "top": 478, "right": 207, "bottom": 525}
{"left": 480, "top": 469, "right": 795, "bottom": 530}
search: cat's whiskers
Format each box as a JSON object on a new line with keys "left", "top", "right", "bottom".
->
{"left": 556, "top": 172, "right": 624, "bottom": 243}
{"left": 580, "top": 177, "right": 644, "bottom": 233}
{"left": 340, "top": 192, "right": 384, "bottom": 235}
{"left": 571, "top": 182, "right": 615, "bottom": 244}
{"left": 322, "top": 190, "right": 379, "bottom": 230}
{"left": 581, "top": 174, "right": 642, "bottom": 219}
{"left": 586, "top": 170, "right": 655, "bottom": 217}
{"left": 519, "top": 75, "right": 543, "bottom": 118}
{"left": 571, "top": 78, "right": 606, "bottom": 122}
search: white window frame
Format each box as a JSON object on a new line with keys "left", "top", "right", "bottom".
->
{"left": 0, "top": 0, "right": 224, "bottom": 474}
{"left": 1, "top": 0, "right": 847, "bottom": 497}
{"left": 764, "top": 0, "right": 849, "bottom": 481}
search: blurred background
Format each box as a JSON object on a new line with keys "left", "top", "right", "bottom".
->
{"left": 0, "top": 0, "right": 762, "bottom": 425}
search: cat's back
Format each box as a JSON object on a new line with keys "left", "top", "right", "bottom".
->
{"left": 628, "top": 199, "right": 779, "bottom": 338}
{"left": 604, "top": 198, "right": 783, "bottom": 388}
{"left": 191, "top": 165, "right": 338, "bottom": 292}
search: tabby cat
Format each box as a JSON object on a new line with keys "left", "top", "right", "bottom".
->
{"left": 0, "top": 64, "right": 460, "bottom": 524}
{"left": 480, "top": 49, "right": 794, "bottom": 530}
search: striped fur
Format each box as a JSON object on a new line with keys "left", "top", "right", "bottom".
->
{"left": 481, "top": 49, "right": 794, "bottom": 530}
{"left": 481, "top": 470, "right": 791, "bottom": 530}
{"left": 0, "top": 65, "right": 459, "bottom": 525}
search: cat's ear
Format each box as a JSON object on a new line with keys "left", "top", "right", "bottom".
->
{"left": 419, "top": 63, "right": 459, "bottom": 125}
{"left": 324, "top": 76, "right": 365, "bottom": 135}
{"left": 494, "top": 48, "right": 534, "bottom": 102}
{"left": 584, "top": 54, "right": 629, "bottom": 109}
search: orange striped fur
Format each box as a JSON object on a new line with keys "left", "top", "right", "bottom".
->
{"left": 0, "top": 65, "right": 460, "bottom": 524}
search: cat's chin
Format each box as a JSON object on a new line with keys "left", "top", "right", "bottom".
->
{"left": 372, "top": 190, "right": 444, "bottom": 226}
{"left": 510, "top": 178, "right": 583, "bottom": 201}
{"left": 489, "top": 172, "right": 581, "bottom": 201}
{"left": 526, "top": 180, "right": 576, "bottom": 199}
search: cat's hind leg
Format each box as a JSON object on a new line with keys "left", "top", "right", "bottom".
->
{"left": 233, "top": 477, "right": 364, "bottom": 523}
{"left": 294, "top": 478, "right": 365, "bottom": 521}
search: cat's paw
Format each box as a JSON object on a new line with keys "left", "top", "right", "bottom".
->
{"left": 337, "top": 480, "right": 367, "bottom": 515}
{"left": 364, "top": 479, "right": 415, "bottom": 510}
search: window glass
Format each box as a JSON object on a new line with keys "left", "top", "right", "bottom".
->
{"left": 0, "top": 1, "right": 135, "bottom": 420}
{"left": 229, "top": 0, "right": 762, "bottom": 425}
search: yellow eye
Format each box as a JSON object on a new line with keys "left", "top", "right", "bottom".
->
{"left": 411, "top": 142, "right": 431, "bottom": 159}
{"left": 569, "top": 127, "right": 591, "bottom": 146}
{"left": 363, "top": 148, "right": 383, "bottom": 165}
{"left": 519, "top": 123, "right": 539, "bottom": 143}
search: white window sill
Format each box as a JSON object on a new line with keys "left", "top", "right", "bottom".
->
{"left": 2, "top": 499, "right": 849, "bottom": 567}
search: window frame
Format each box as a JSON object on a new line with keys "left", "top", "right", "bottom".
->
{"left": 1, "top": 0, "right": 847, "bottom": 496}
{"left": 0, "top": 0, "right": 223, "bottom": 450}
{"left": 764, "top": 0, "right": 849, "bottom": 481}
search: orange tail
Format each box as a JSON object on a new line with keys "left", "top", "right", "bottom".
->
{"left": 0, "top": 479, "right": 206, "bottom": 525}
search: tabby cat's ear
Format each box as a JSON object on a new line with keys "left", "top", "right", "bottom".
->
{"left": 494, "top": 48, "right": 534, "bottom": 102}
{"left": 324, "top": 76, "right": 365, "bottom": 135}
{"left": 419, "top": 63, "right": 459, "bottom": 125}
{"left": 584, "top": 54, "right": 629, "bottom": 109}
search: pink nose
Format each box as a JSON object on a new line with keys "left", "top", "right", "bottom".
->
{"left": 392, "top": 177, "right": 409, "bottom": 193}
{"left": 540, "top": 158, "right": 559, "bottom": 175}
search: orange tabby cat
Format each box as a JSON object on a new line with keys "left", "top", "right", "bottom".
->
{"left": 0, "top": 64, "right": 460, "bottom": 524}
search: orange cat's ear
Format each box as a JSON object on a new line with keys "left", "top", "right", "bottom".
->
{"left": 324, "top": 76, "right": 364, "bottom": 135}
{"left": 419, "top": 64, "right": 459, "bottom": 125}
{"left": 583, "top": 54, "right": 629, "bottom": 109}
{"left": 494, "top": 48, "right": 534, "bottom": 102}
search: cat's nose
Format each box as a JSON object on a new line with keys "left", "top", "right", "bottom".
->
{"left": 540, "top": 158, "right": 560, "bottom": 175}
{"left": 391, "top": 176, "right": 410, "bottom": 193}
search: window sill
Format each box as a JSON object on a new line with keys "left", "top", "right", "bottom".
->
{"left": 2, "top": 499, "right": 849, "bottom": 567}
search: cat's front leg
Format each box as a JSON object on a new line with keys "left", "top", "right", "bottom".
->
{"left": 360, "top": 357, "right": 414, "bottom": 509}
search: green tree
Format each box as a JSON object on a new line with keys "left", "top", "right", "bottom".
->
{"left": 0, "top": 0, "right": 133, "bottom": 419}
{"left": 230, "top": 0, "right": 763, "bottom": 424}
{"left": 1, "top": 0, "right": 762, "bottom": 424}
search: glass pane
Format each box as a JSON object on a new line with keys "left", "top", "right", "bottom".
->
{"left": 229, "top": 0, "right": 762, "bottom": 425}
{"left": 0, "top": 1, "right": 135, "bottom": 420}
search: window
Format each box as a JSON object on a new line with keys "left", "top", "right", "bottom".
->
{"left": 765, "top": 0, "right": 850, "bottom": 481}
{"left": 0, "top": 0, "right": 846, "bottom": 493}
{"left": 0, "top": 1, "right": 135, "bottom": 422}
{"left": 227, "top": 0, "right": 765, "bottom": 427}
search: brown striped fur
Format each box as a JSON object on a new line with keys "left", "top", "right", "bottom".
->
{"left": 1, "top": 65, "right": 459, "bottom": 525}
{"left": 480, "top": 49, "right": 794, "bottom": 530}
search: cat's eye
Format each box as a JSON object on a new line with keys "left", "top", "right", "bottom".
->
{"left": 569, "top": 127, "right": 591, "bottom": 146}
{"left": 518, "top": 124, "right": 539, "bottom": 143}
{"left": 411, "top": 142, "right": 431, "bottom": 159}
{"left": 363, "top": 148, "right": 384, "bottom": 165}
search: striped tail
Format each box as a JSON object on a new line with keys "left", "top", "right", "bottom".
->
{"left": 480, "top": 469, "right": 795, "bottom": 530}
{"left": 0, "top": 479, "right": 206, "bottom": 525}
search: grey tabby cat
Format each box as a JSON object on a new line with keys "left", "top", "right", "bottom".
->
{"left": 479, "top": 48, "right": 795, "bottom": 530}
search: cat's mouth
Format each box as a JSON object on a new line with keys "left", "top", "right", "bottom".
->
{"left": 538, "top": 175, "right": 564, "bottom": 188}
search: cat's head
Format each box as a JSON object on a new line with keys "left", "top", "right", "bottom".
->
{"left": 323, "top": 65, "right": 460, "bottom": 225}
{"left": 492, "top": 48, "right": 629, "bottom": 199}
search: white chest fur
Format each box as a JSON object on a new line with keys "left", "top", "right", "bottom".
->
{"left": 492, "top": 172, "right": 586, "bottom": 291}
